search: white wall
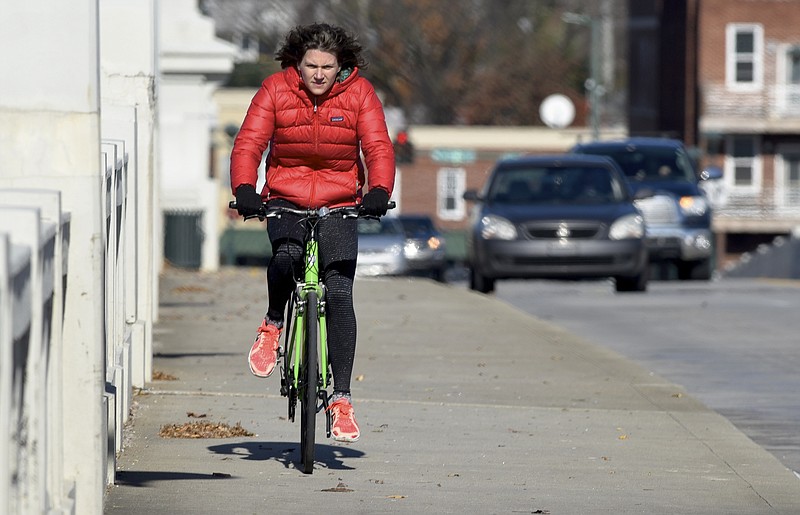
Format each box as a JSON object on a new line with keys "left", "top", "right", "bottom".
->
{"left": 159, "top": 0, "right": 236, "bottom": 271}
{"left": 0, "top": 0, "right": 161, "bottom": 512}
{"left": 100, "top": 0, "right": 159, "bottom": 385}
{"left": 0, "top": 0, "right": 105, "bottom": 512}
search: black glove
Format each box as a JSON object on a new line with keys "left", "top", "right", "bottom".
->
{"left": 234, "top": 184, "right": 263, "bottom": 217}
{"left": 361, "top": 188, "right": 390, "bottom": 216}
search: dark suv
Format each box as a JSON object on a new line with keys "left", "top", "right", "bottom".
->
{"left": 571, "top": 137, "right": 715, "bottom": 280}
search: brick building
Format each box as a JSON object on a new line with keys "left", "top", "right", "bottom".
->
{"left": 696, "top": 0, "right": 800, "bottom": 266}
{"left": 628, "top": 0, "right": 800, "bottom": 268}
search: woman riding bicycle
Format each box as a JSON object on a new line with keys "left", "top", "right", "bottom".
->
{"left": 229, "top": 22, "right": 395, "bottom": 442}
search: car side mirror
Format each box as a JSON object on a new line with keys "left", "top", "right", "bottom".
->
{"left": 463, "top": 190, "right": 483, "bottom": 202}
{"left": 700, "top": 166, "right": 723, "bottom": 181}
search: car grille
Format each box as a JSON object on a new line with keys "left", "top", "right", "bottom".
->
{"left": 503, "top": 256, "right": 617, "bottom": 266}
{"left": 520, "top": 221, "right": 602, "bottom": 240}
{"left": 634, "top": 194, "right": 678, "bottom": 224}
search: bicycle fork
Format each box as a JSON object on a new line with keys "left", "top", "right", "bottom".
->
{"left": 285, "top": 239, "right": 334, "bottom": 437}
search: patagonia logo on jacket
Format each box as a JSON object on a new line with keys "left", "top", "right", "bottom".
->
{"left": 330, "top": 116, "right": 344, "bottom": 122}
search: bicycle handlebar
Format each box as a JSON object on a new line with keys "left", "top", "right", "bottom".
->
{"left": 228, "top": 200, "right": 396, "bottom": 221}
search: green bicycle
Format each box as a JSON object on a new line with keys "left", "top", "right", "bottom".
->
{"left": 230, "top": 200, "right": 393, "bottom": 474}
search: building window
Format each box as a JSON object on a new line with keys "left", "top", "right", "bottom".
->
{"left": 437, "top": 167, "right": 466, "bottom": 221}
{"left": 725, "top": 135, "right": 761, "bottom": 192}
{"left": 787, "top": 156, "right": 800, "bottom": 186}
{"left": 726, "top": 24, "right": 763, "bottom": 91}
{"left": 776, "top": 145, "right": 800, "bottom": 208}
{"left": 779, "top": 45, "right": 800, "bottom": 115}
{"left": 789, "top": 47, "right": 800, "bottom": 84}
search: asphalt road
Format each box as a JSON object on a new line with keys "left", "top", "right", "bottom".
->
{"left": 460, "top": 275, "right": 800, "bottom": 476}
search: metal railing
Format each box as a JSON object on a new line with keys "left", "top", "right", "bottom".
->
{"left": 0, "top": 124, "right": 146, "bottom": 513}
{"left": 0, "top": 190, "right": 71, "bottom": 514}
{"left": 706, "top": 184, "right": 800, "bottom": 221}
{"left": 100, "top": 138, "right": 135, "bottom": 487}
{"left": 703, "top": 84, "right": 800, "bottom": 119}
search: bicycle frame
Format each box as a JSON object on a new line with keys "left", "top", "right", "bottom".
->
{"left": 289, "top": 222, "right": 330, "bottom": 393}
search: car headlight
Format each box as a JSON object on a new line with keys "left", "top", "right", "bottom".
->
{"left": 479, "top": 215, "right": 517, "bottom": 240}
{"left": 679, "top": 195, "right": 709, "bottom": 216}
{"left": 427, "top": 236, "right": 442, "bottom": 250}
{"left": 609, "top": 214, "right": 645, "bottom": 240}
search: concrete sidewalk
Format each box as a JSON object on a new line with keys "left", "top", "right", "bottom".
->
{"left": 104, "top": 266, "right": 800, "bottom": 514}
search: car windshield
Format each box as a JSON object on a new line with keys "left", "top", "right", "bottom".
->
{"left": 358, "top": 218, "right": 402, "bottom": 236}
{"left": 580, "top": 147, "right": 696, "bottom": 183}
{"left": 399, "top": 218, "right": 435, "bottom": 237}
{"left": 488, "top": 165, "right": 623, "bottom": 205}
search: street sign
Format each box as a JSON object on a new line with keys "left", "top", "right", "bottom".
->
{"left": 430, "top": 148, "right": 476, "bottom": 164}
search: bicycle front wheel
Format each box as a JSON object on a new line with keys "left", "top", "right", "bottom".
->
{"left": 300, "top": 291, "right": 319, "bottom": 474}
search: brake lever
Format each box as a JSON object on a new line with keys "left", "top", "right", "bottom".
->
{"left": 229, "top": 200, "right": 267, "bottom": 221}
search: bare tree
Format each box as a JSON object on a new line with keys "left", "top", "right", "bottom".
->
{"left": 205, "top": 0, "right": 625, "bottom": 126}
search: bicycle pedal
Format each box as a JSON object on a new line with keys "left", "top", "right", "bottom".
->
{"left": 279, "top": 367, "right": 289, "bottom": 396}
{"left": 323, "top": 402, "right": 332, "bottom": 438}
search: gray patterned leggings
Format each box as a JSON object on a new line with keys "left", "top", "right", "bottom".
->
{"left": 264, "top": 199, "right": 358, "bottom": 395}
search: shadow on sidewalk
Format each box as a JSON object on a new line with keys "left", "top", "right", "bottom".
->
{"left": 114, "top": 470, "right": 236, "bottom": 487}
{"left": 207, "top": 441, "right": 365, "bottom": 472}
{"left": 153, "top": 351, "right": 241, "bottom": 359}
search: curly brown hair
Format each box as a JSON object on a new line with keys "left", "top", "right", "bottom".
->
{"left": 275, "top": 23, "right": 366, "bottom": 71}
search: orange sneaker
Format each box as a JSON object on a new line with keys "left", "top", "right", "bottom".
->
{"left": 327, "top": 398, "right": 360, "bottom": 442}
{"left": 248, "top": 320, "right": 281, "bottom": 378}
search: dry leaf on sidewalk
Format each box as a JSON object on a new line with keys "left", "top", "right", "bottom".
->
{"left": 321, "top": 482, "right": 353, "bottom": 493}
{"left": 152, "top": 370, "right": 178, "bottom": 381}
{"left": 159, "top": 421, "right": 254, "bottom": 438}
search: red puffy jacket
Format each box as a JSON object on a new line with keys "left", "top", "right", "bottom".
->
{"left": 230, "top": 66, "right": 395, "bottom": 208}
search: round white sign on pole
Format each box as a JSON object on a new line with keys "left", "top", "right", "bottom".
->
{"left": 539, "top": 94, "right": 576, "bottom": 129}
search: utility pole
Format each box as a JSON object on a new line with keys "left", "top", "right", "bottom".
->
{"left": 563, "top": 12, "right": 604, "bottom": 140}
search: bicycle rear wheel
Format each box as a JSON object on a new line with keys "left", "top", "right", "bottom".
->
{"left": 300, "top": 291, "right": 319, "bottom": 474}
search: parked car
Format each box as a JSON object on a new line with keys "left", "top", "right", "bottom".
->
{"left": 356, "top": 217, "right": 408, "bottom": 277}
{"left": 571, "top": 137, "right": 717, "bottom": 280}
{"left": 396, "top": 214, "right": 448, "bottom": 281}
{"left": 463, "top": 154, "right": 649, "bottom": 294}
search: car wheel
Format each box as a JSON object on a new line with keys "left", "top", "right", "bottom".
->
{"left": 677, "top": 258, "right": 712, "bottom": 281}
{"left": 615, "top": 270, "right": 648, "bottom": 293}
{"left": 469, "top": 267, "right": 495, "bottom": 293}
